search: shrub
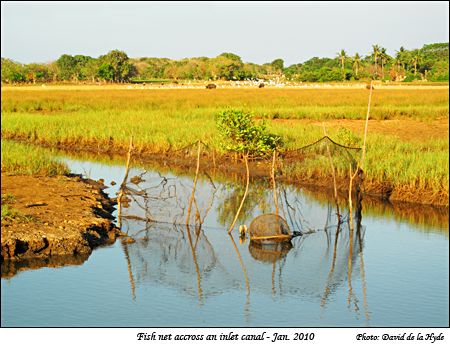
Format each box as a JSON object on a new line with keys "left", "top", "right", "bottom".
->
{"left": 216, "top": 109, "right": 283, "bottom": 157}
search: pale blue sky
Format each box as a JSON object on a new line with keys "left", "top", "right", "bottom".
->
{"left": 1, "top": 1, "right": 449, "bottom": 66}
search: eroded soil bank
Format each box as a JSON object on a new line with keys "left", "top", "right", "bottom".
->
{"left": 1, "top": 173, "right": 123, "bottom": 272}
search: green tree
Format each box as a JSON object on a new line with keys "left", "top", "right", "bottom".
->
{"left": 337, "top": 49, "right": 347, "bottom": 80}
{"left": 379, "top": 47, "right": 391, "bottom": 79}
{"left": 73, "top": 55, "right": 94, "bottom": 80}
{"left": 271, "top": 58, "right": 284, "bottom": 73}
{"left": 1, "top": 58, "right": 26, "bottom": 83}
{"left": 410, "top": 49, "right": 422, "bottom": 77}
{"left": 218, "top": 52, "right": 243, "bottom": 63}
{"left": 56, "top": 54, "right": 77, "bottom": 80}
{"left": 25, "top": 63, "right": 50, "bottom": 83}
{"left": 371, "top": 44, "right": 381, "bottom": 79}
{"left": 352, "top": 53, "right": 361, "bottom": 78}
{"left": 98, "top": 50, "right": 132, "bottom": 82}
{"left": 97, "top": 63, "right": 115, "bottom": 82}
{"left": 395, "top": 46, "right": 407, "bottom": 71}
{"left": 214, "top": 53, "right": 244, "bottom": 80}
{"left": 81, "top": 59, "right": 101, "bottom": 82}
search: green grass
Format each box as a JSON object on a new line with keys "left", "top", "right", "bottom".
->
{"left": 0, "top": 87, "right": 448, "bottom": 203}
{"left": 1, "top": 204, "right": 34, "bottom": 223}
{"left": 1, "top": 193, "right": 16, "bottom": 204}
{"left": 1, "top": 140, "right": 69, "bottom": 176}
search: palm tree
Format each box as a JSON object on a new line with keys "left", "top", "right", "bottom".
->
{"left": 372, "top": 44, "right": 381, "bottom": 79}
{"left": 396, "top": 46, "right": 407, "bottom": 70}
{"left": 410, "top": 49, "right": 422, "bottom": 77}
{"left": 352, "top": 53, "right": 361, "bottom": 78}
{"left": 337, "top": 49, "right": 347, "bottom": 81}
{"left": 380, "top": 47, "right": 389, "bottom": 79}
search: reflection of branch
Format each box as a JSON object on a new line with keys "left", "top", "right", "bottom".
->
{"left": 185, "top": 224, "right": 203, "bottom": 303}
{"left": 186, "top": 141, "right": 201, "bottom": 226}
{"left": 320, "top": 223, "right": 341, "bottom": 309}
{"left": 121, "top": 241, "right": 136, "bottom": 301}
{"left": 281, "top": 187, "right": 302, "bottom": 233}
{"left": 358, "top": 227, "right": 370, "bottom": 325}
{"left": 272, "top": 262, "right": 277, "bottom": 296}
{"left": 200, "top": 186, "right": 217, "bottom": 227}
{"left": 228, "top": 154, "right": 250, "bottom": 234}
{"left": 229, "top": 234, "right": 250, "bottom": 300}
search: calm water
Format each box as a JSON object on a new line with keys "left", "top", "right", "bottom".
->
{"left": 1, "top": 155, "right": 448, "bottom": 327}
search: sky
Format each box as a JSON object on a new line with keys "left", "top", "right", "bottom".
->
{"left": 1, "top": 1, "right": 449, "bottom": 66}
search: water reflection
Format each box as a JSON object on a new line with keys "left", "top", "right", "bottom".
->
{"left": 1, "top": 253, "right": 90, "bottom": 279}
{"left": 122, "top": 220, "right": 239, "bottom": 303}
{"left": 248, "top": 241, "right": 293, "bottom": 263}
{"left": 118, "top": 220, "right": 369, "bottom": 320}
{"left": 84, "top": 158, "right": 370, "bottom": 322}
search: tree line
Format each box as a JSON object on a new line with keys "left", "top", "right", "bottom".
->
{"left": 1, "top": 43, "right": 448, "bottom": 84}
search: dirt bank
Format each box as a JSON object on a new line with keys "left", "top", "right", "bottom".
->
{"left": 1, "top": 174, "right": 123, "bottom": 267}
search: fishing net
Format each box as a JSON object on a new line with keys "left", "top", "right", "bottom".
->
{"left": 119, "top": 135, "right": 364, "bottom": 237}
{"left": 280, "top": 135, "right": 362, "bottom": 182}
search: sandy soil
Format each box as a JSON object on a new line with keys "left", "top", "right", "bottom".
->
{"left": 273, "top": 118, "right": 449, "bottom": 142}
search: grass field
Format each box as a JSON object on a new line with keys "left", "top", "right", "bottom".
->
{"left": 1, "top": 86, "right": 448, "bottom": 205}
{"left": 1, "top": 140, "right": 69, "bottom": 176}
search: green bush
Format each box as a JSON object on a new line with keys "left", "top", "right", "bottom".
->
{"left": 335, "top": 128, "right": 362, "bottom": 147}
{"left": 216, "top": 109, "right": 283, "bottom": 157}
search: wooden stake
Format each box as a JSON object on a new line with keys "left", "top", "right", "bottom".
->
{"left": 322, "top": 123, "right": 341, "bottom": 220}
{"left": 117, "top": 136, "right": 133, "bottom": 229}
{"left": 271, "top": 150, "right": 279, "bottom": 216}
{"left": 348, "top": 163, "right": 359, "bottom": 228}
{"left": 228, "top": 153, "right": 250, "bottom": 234}
{"left": 361, "top": 80, "right": 373, "bottom": 171}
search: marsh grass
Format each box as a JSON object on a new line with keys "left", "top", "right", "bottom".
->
{"left": 1, "top": 87, "right": 448, "bottom": 202}
{"left": 1, "top": 140, "right": 69, "bottom": 176}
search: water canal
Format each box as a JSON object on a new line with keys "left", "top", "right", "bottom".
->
{"left": 1, "top": 153, "right": 448, "bottom": 327}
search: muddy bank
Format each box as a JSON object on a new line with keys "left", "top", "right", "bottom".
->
{"left": 1, "top": 173, "right": 123, "bottom": 269}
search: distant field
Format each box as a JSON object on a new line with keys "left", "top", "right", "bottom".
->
{"left": 1, "top": 86, "right": 448, "bottom": 205}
